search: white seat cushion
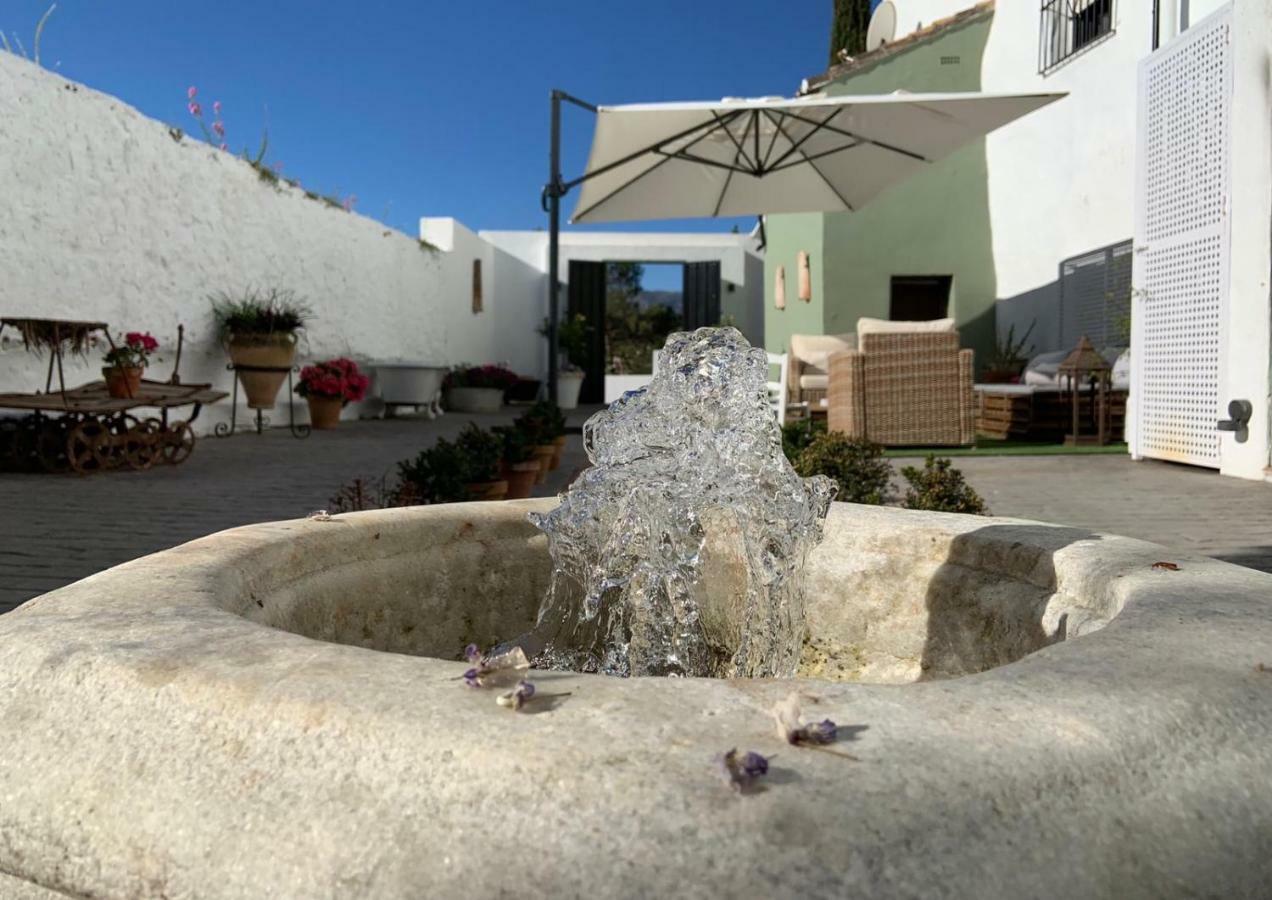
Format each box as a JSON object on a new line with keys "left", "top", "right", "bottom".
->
{"left": 799, "top": 373, "right": 828, "bottom": 391}
{"left": 789, "top": 333, "right": 855, "bottom": 374}
{"left": 856, "top": 317, "right": 956, "bottom": 349}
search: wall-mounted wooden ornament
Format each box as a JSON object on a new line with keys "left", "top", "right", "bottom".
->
{"left": 774, "top": 265, "right": 787, "bottom": 310}
{"left": 797, "top": 251, "right": 812, "bottom": 303}
{"left": 472, "top": 259, "right": 483, "bottom": 314}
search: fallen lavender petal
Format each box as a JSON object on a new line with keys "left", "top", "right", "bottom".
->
{"left": 496, "top": 679, "right": 536, "bottom": 711}
{"left": 718, "top": 748, "right": 770, "bottom": 792}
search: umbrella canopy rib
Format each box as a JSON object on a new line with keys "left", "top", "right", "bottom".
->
{"left": 780, "top": 108, "right": 930, "bottom": 163}
{"left": 571, "top": 112, "right": 749, "bottom": 222}
{"left": 762, "top": 109, "right": 855, "bottom": 212}
{"left": 561, "top": 109, "right": 746, "bottom": 194}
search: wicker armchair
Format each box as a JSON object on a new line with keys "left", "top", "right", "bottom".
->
{"left": 827, "top": 329, "right": 974, "bottom": 446}
{"left": 786, "top": 332, "right": 856, "bottom": 410}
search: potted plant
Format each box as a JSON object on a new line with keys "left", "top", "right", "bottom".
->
{"left": 539, "top": 314, "right": 590, "bottom": 410}
{"left": 101, "top": 331, "right": 158, "bottom": 399}
{"left": 523, "top": 400, "right": 567, "bottom": 470}
{"left": 211, "top": 287, "right": 312, "bottom": 409}
{"left": 454, "top": 423, "right": 508, "bottom": 500}
{"left": 494, "top": 424, "right": 541, "bottom": 500}
{"left": 514, "top": 407, "right": 558, "bottom": 484}
{"left": 296, "top": 358, "right": 371, "bottom": 429}
{"left": 443, "top": 364, "right": 519, "bottom": 414}
{"left": 397, "top": 440, "right": 468, "bottom": 505}
{"left": 982, "top": 321, "right": 1035, "bottom": 384}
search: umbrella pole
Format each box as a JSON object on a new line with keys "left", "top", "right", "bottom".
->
{"left": 546, "top": 90, "right": 562, "bottom": 405}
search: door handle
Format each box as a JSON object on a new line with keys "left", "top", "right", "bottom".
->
{"left": 1217, "top": 399, "right": 1253, "bottom": 441}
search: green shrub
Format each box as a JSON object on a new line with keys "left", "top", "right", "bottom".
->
{"left": 900, "top": 455, "right": 988, "bottom": 515}
{"left": 793, "top": 433, "right": 892, "bottom": 505}
{"left": 396, "top": 427, "right": 506, "bottom": 498}
{"left": 494, "top": 424, "right": 535, "bottom": 464}
{"left": 515, "top": 400, "right": 566, "bottom": 445}
{"left": 454, "top": 423, "right": 503, "bottom": 483}
{"left": 781, "top": 418, "right": 827, "bottom": 462}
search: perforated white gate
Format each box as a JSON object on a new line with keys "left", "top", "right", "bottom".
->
{"left": 1131, "top": 6, "right": 1232, "bottom": 468}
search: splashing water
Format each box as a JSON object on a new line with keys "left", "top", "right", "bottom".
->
{"left": 525, "top": 327, "right": 835, "bottom": 678}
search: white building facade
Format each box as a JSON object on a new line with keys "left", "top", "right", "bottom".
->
{"left": 857, "top": 0, "right": 1270, "bottom": 480}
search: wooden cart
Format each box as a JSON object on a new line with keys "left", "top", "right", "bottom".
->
{"left": 0, "top": 319, "right": 227, "bottom": 474}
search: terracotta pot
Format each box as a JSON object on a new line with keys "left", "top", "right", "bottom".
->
{"left": 444, "top": 386, "right": 504, "bottom": 414}
{"left": 502, "top": 460, "right": 540, "bottom": 500}
{"left": 306, "top": 395, "right": 343, "bottom": 429}
{"left": 531, "top": 444, "right": 556, "bottom": 484}
{"left": 550, "top": 434, "right": 567, "bottom": 470}
{"left": 102, "top": 366, "right": 143, "bottom": 399}
{"left": 227, "top": 336, "right": 298, "bottom": 409}
{"left": 465, "top": 479, "right": 509, "bottom": 501}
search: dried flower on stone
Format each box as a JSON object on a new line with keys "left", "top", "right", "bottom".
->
{"left": 717, "top": 748, "right": 769, "bottom": 792}
{"left": 773, "top": 692, "right": 838, "bottom": 746}
{"left": 459, "top": 644, "right": 529, "bottom": 689}
{"left": 496, "top": 679, "right": 536, "bottom": 711}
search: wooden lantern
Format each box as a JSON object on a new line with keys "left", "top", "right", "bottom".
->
{"left": 1057, "top": 336, "right": 1112, "bottom": 446}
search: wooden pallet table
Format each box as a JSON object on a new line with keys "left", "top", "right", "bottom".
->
{"left": 975, "top": 384, "right": 1127, "bottom": 442}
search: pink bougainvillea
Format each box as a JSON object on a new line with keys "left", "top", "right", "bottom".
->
{"left": 297, "top": 358, "right": 370, "bottom": 403}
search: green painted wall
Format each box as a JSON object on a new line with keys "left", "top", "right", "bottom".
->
{"left": 764, "top": 13, "right": 997, "bottom": 365}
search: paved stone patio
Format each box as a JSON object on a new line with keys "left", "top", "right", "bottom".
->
{"left": 3, "top": 418, "right": 1271, "bottom": 614}
{"left": 0, "top": 412, "right": 590, "bottom": 615}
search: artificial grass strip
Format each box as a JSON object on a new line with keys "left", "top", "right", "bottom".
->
{"left": 883, "top": 440, "right": 1129, "bottom": 459}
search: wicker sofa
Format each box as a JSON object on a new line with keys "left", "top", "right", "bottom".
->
{"left": 827, "top": 318, "right": 974, "bottom": 446}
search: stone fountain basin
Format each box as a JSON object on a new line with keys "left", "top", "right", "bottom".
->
{"left": 1, "top": 500, "right": 1269, "bottom": 899}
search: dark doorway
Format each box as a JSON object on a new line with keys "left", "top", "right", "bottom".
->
{"left": 567, "top": 259, "right": 607, "bottom": 404}
{"left": 890, "top": 275, "right": 952, "bottom": 321}
{"left": 683, "top": 261, "right": 722, "bottom": 330}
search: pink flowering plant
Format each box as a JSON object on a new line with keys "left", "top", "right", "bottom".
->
{"left": 184, "top": 86, "right": 355, "bottom": 210}
{"left": 443, "top": 364, "right": 519, "bottom": 391}
{"left": 296, "top": 358, "right": 371, "bottom": 404}
{"left": 102, "top": 332, "right": 159, "bottom": 370}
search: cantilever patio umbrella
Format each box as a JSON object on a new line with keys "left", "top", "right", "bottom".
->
{"left": 541, "top": 90, "right": 1063, "bottom": 398}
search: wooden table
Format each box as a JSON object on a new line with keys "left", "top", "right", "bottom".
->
{"left": 975, "top": 383, "right": 1127, "bottom": 442}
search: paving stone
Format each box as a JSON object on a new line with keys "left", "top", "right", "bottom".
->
{"left": 4, "top": 423, "right": 1270, "bottom": 614}
{"left": 0, "top": 410, "right": 589, "bottom": 614}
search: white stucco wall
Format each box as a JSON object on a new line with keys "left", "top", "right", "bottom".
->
{"left": 980, "top": 1, "right": 1147, "bottom": 305}
{"left": 981, "top": 0, "right": 1238, "bottom": 308}
{"left": 0, "top": 52, "right": 541, "bottom": 434}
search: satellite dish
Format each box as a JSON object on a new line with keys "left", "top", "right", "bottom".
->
{"left": 866, "top": 1, "right": 897, "bottom": 52}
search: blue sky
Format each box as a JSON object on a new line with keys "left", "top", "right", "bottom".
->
{"left": 4, "top": 0, "right": 829, "bottom": 247}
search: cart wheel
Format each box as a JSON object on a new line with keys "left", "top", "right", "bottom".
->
{"left": 124, "top": 419, "right": 161, "bottom": 470}
{"left": 35, "top": 419, "right": 71, "bottom": 473}
{"left": 162, "top": 421, "right": 196, "bottom": 465}
{"left": 66, "top": 420, "right": 107, "bottom": 474}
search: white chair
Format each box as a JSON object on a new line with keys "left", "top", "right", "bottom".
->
{"left": 767, "top": 351, "right": 788, "bottom": 425}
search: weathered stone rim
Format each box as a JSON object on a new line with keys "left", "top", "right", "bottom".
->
{"left": 2, "top": 500, "right": 1269, "bottom": 899}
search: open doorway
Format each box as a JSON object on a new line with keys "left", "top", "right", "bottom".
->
{"left": 606, "top": 263, "right": 683, "bottom": 376}
{"left": 568, "top": 259, "right": 723, "bottom": 403}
